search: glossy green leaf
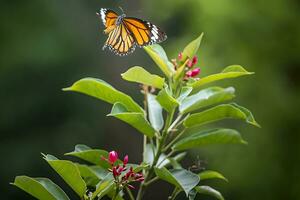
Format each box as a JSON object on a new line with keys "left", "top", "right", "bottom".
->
{"left": 194, "top": 186, "right": 224, "bottom": 200}
{"left": 12, "top": 176, "right": 70, "bottom": 200}
{"left": 43, "top": 154, "right": 86, "bottom": 197}
{"left": 154, "top": 167, "right": 200, "bottom": 196}
{"left": 156, "top": 87, "right": 179, "bottom": 112}
{"left": 184, "top": 103, "right": 260, "bottom": 128}
{"left": 199, "top": 170, "right": 228, "bottom": 182}
{"left": 121, "top": 66, "right": 165, "bottom": 89}
{"left": 177, "top": 86, "right": 193, "bottom": 103}
{"left": 76, "top": 164, "right": 108, "bottom": 186}
{"left": 147, "top": 94, "right": 164, "bottom": 131}
{"left": 91, "top": 174, "right": 114, "bottom": 199}
{"left": 182, "top": 33, "right": 204, "bottom": 60}
{"left": 179, "top": 87, "right": 235, "bottom": 114}
{"left": 65, "top": 144, "right": 111, "bottom": 169}
{"left": 63, "top": 78, "right": 143, "bottom": 113}
{"left": 108, "top": 103, "right": 155, "bottom": 138}
{"left": 143, "top": 44, "right": 175, "bottom": 77}
{"left": 173, "top": 128, "right": 247, "bottom": 151}
{"left": 189, "top": 65, "right": 254, "bottom": 90}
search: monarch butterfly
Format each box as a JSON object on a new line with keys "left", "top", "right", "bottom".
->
{"left": 97, "top": 8, "right": 167, "bottom": 56}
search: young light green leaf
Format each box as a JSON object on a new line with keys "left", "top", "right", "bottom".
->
{"left": 199, "top": 170, "right": 228, "bottom": 182}
{"left": 63, "top": 78, "right": 144, "bottom": 113}
{"left": 184, "top": 103, "right": 260, "bottom": 128}
{"left": 12, "top": 176, "right": 70, "bottom": 200}
{"left": 154, "top": 167, "right": 200, "bottom": 196}
{"left": 108, "top": 102, "right": 155, "bottom": 138}
{"left": 43, "top": 154, "right": 87, "bottom": 197}
{"left": 65, "top": 144, "right": 111, "bottom": 169}
{"left": 179, "top": 87, "right": 235, "bottom": 114}
{"left": 156, "top": 87, "right": 179, "bottom": 112}
{"left": 147, "top": 94, "right": 164, "bottom": 131}
{"left": 177, "top": 86, "right": 193, "bottom": 103}
{"left": 182, "top": 33, "right": 204, "bottom": 60}
{"left": 143, "top": 44, "right": 175, "bottom": 77}
{"left": 189, "top": 65, "right": 254, "bottom": 90}
{"left": 91, "top": 174, "right": 114, "bottom": 199}
{"left": 173, "top": 128, "right": 247, "bottom": 151}
{"left": 194, "top": 186, "right": 224, "bottom": 200}
{"left": 121, "top": 66, "right": 165, "bottom": 89}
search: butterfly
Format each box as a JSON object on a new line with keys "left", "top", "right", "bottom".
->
{"left": 97, "top": 8, "right": 167, "bottom": 56}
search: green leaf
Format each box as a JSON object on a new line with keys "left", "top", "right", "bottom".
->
{"left": 154, "top": 167, "right": 200, "bottom": 196}
{"left": 76, "top": 164, "right": 108, "bottom": 186}
{"left": 177, "top": 86, "right": 193, "bottom": 103}
{"left": 184, "top": 103, "right": 260, "bottom": 128}
{"left": 173, "top": 128, "right": 247, "bottom": 151}
{"left": 147, "top": 94, "right": 164, "bottom": 131}
{"left": 143, "top": 44, "right": 175, "bottom": 77}
{"left": 189, "top": 65, "right": 254, "bottom": 90}
{"left": 121, "top": 66, "right": 165, "bottom": 89}
{"left": 156, "top": 87, "right": 179, "bottom": 112}
{"left": 63, "top": 78, "right": 144, "bottom": 113}
{"left": 43, "top": 154, "right": 87, "bottom": 197}
{"left": 65, "top": 144, "right": 111, "bottom": 169}
{"left": 199, "top": 170, "right": 228, "bottom": 182}
{"left": 12, "top": 176, "right": 70, "bottom": 200}
{"left": 194, "top": 186, "right": 224, "bottom": 200}
{"left": 179, "top": 87, "right": 235, "bottom": 114}
{"left": 108, "top": 103, "right": 156, "bottom": 138}
{"left": 91, "top": 174, "right": 114, "bottom": 199}
{"left": 182, "top": 33, "right": 204, "bottom": 60}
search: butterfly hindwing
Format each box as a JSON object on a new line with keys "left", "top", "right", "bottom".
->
{"left": 103, "top": 23, "right": 136, "bottom": 56}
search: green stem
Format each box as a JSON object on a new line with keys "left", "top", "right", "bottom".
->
{"left": 125, "top": 186, "right": 135, "bottom": 200}
{"left": 163, "top": 130, "right": 186, "bottom": 152}
{"left": 136, "top": 109, "right": 176, "bottom": 200}
{"left": 168, "top": 187, "right": 181, "bottom": 200}
{"left": 144, "top": 176, "right": 159, "bottom": 186}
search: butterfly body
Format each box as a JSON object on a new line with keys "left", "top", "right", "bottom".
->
{"left": 98, "top": 8, "right": 167, "bottom": 56}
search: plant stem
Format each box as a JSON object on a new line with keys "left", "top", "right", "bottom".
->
{"left": 144, "top": 176, "right": 159, "bottom": 186}
{"left": 168, "top": 187, "right": 181, "bottom": 200}
{"left": 125, "top": 186, "right": 135, "bottom": 200}
{"left": 136, "top": 109, "right": 175, "bottom": 200}
{"left": 163, "top": 130, "right": 185, "bottom": 152}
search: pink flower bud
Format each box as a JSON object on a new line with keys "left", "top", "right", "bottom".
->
{"left": 185, "top": 70, "right": 193, "bottom": 77}
{"left": 187, "top": 59, "right": 193, "bottom": 68}
{"left": 191, "top": 68, "right": 201, "bottom": 77}
{"left": 178, "top": 52, "right": 183, "bottom": 61}
{"left": 192, "top": 56, "right": 198, "bottom": 65}
{"left": 136, "top": 177, "right": 145, "bottom": 182}
{"left": 109, "top": 151, "right": 118, "bottom": 164}
{"left": 112, "top": 167, "right": 118, "bottom": 177}
{"left": 128, "top": 184, "right": 135, "bottom": 190}
{"left": 123, "top": 155, "right": 128, "bottom": 166}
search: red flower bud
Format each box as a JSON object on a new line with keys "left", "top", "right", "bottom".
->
{"left": 191, "top": 68, "right": 200, "bottom": 77}
{"left": 109, "top": 151, "right": 118, "bottom": 164}
{"left": 123, "top": 155, "right": 128, "bottom": 166}
{"left": 136, "top": 177, "right": 145, "bottom": 182}
{"left": 112, "top": 167, "right": 118, "bottom": 177}
{"left": 128, "top": 184, "right": 135, "bottom": 190}
{"left": 178, "top": 52, "right": 183, "bottom": 61}
{"left": 187, "top": 59, "right": 193, "bottom": 68}
{"left": 192, "top": 56, "right": 198, "bottom": 65}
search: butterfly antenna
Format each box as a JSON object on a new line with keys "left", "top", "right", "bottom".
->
{"left": 119, "top": 6, "right": 125, "bottom": 14}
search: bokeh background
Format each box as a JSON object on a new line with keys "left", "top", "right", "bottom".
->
{"left": 1, "top": 0, "right": 300, "bottom": 199}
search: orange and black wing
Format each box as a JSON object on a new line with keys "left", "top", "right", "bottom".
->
{"left": 98, "top": 8, "right": 118, "bottom": 28}
{"left": 123, "top": 17, "right": 167, "bottom": 47}
{"left": 103, "top": 22, "right": 136, "bottom": 56}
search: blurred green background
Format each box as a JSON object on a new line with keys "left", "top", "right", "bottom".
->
{"left": 1, "top": 0, "right": 300, "bottom": 199}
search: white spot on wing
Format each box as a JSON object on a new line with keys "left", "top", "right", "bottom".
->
{"left": 100, "top": 8, "right": 107, "bottom": 25}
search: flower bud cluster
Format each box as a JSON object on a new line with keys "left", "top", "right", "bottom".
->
{"left": 102, "top": 151, "right": 144, "bottom": 190}
{"left": 177, "top": 52, "right": 201, "bottom": 80}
